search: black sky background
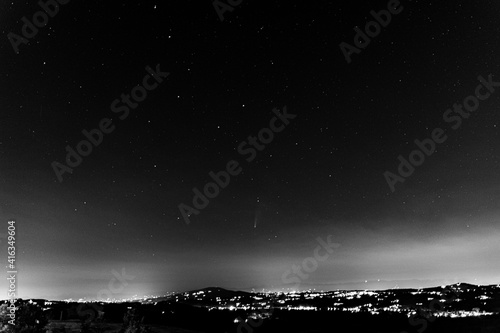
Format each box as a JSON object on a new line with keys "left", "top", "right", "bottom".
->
{"left": 0, "top": 0, "right": 499, "bottom": 300}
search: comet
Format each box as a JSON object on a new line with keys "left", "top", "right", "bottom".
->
{"left": 254, "top": 197, "right": 261, "bottom": 229}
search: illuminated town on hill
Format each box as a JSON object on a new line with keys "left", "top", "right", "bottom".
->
{"left": 36, "top": 283, "right": 500, "bottom": 320}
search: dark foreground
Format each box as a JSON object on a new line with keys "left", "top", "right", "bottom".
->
{"left": 5, "top": 283, "right": 500, "bottom": 332}
{"left": 44, "top": 310, "right": 500, "bottom": 333}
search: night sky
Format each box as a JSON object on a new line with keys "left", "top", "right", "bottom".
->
{"left": 1, "top": 0, "right": 500, "bottom": 300}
